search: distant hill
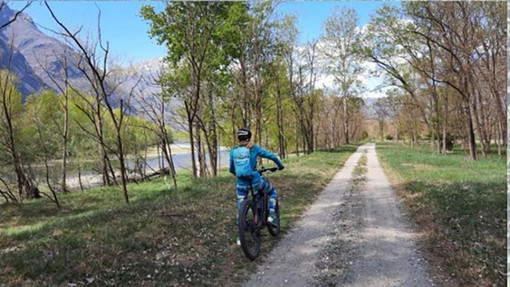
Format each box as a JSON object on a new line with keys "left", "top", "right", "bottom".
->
{"left": 0, "top": 3, "right": 181, "bottom": 124}
{"left": 362, "top": 96, "right": 378, "bottom": 117}
{"left": 0, "top": 3, "right": 95, "bottom": 100}
{"left": 0, "top": 32, "right": 44, "bottom": 97}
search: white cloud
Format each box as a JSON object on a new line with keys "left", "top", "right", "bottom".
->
{"left": 362, "top": 90, "right": 387, "bottom": 99}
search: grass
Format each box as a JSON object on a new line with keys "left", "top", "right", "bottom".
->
{"left": 353, "top": 153, "right": 367, "bottom": 177}
{"left": 0, "top": 144, "right": 359, "bottom": 287}
{"left": 376, "top": 142, "right": 505, "bottom": 287}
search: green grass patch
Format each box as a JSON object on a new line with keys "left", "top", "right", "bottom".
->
{"left": 0, "top": 144, "right": 359, "bottom": 287}
{"left": 353, "top": 153, "right": 367, "bottom": 177}
{"left": 376, "top": 142, "right": 505, "bottom": 287}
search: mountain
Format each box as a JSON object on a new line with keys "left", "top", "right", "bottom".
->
{"left": 0, "top": 4, "right": 88, "bottom": 97}
{"left": 0, "top": 3, "right": 176, "bottom": 118}
{"left": 120, "top": 57, "right": 183, "bottom": 127}
{"left": 0, "top": 3, "right": 121, "bottom": 105}
{"left": 0, "top": 33, "right": 44, "bottom": 97}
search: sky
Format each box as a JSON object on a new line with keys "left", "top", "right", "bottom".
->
{"left": 10, "top": 1, "right": 397, "bottom": 63}
{"left": 9, "top": 1, "right": 399, "bottom": 98}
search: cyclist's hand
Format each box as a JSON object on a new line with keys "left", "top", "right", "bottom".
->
{"left": 279, "top": 165, "right": 285, "bottom": 170}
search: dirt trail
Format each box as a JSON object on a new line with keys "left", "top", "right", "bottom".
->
{"left": 243, "top": 143, "right": 435, "bottom": 287}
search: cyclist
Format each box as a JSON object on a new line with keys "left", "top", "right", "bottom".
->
{"left": 230, "top": 127, "right": 284, "bottom": 245}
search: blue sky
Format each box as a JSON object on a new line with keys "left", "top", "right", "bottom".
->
{"left": 10, "top": 1, "right": 397, "bottom": 66}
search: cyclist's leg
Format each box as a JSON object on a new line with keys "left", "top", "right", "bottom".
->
{"left": 236, "top": 186, "right": 249, "bottom": 225}
{"left": 236, "top": 186, "right": 249, "bottom": 245}
{"left": 259, "top": 179, "right": 277, "bottom": 214}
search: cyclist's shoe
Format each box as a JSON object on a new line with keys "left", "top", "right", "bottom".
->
{"left": 268, "top": 212, "right": 278, "bottom": 227}
{"left": 236, "top": 235, "right": 241, "bottom": 246}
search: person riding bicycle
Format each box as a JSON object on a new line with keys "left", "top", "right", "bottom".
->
{"left": 230, "top": 127, "right": 284, "bottom": 245}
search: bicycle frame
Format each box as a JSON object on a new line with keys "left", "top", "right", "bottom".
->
{"left": 248, "top": 181, "right": 269, "bottom": 229}
{"left": 237, "top": 167, "right": 279, "bottom": 260}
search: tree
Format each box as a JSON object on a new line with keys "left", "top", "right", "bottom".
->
{"left": 137, "top": 67, "right": 177, "bottom": 187}
{"left": 46, "top": 2, "right": 135, "bottom": 202}
{"left": 24, "top": 91, "right": 61, "bottom": 208}
{"left": 322, "top": 7, "right": 364, "bottom": 145}
{"left": 373, "top": 97, "right": 391, "bottom": 141}
{"left": 0, "top": 70, "right": 40, "bottom": 199}
{"left": 142, "top": 1, "right": 240, "bottom": 178}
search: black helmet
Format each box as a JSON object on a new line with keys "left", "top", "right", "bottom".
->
{"left": 237, "top": 127, "right": 252, "bottom": 142}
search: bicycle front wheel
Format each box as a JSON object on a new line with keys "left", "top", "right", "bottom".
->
{"left": 238, "top": 199, "right": 261, "bottom": 260}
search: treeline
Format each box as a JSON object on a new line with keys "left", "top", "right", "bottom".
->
{"left": 140, "top": 2, "right": 366, "bottom": 179}
{"left": 366, "top": 2, "right": 506, "bottom": 159}
{"left": 0, "top": 71, "right": 169, "bottom": 205}
{"left": 0, "top": 2, "right": 182, "bottom": 205}
{"left": 2, "top": 1, "right": 503, "bottom": 205}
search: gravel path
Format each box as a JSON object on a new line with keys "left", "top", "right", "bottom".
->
{"left": 243, "top": 143, "right": 435, "bottom": 287}
{"left": 341, "top": 143, "right": 434, "bottom": 287}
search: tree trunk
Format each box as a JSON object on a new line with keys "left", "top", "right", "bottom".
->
{"left": 196, "top": 122, "right": 206, "bottom": 178}
{"left": 276, "top": 77, "right": 286, "bottom": 159}
{"left": 117, "top": 133, "right": 129, "bottom": 203}
{"left": 465, "top": 103, "right": 477, "bottom": 160}
{"left": 442, "top": 93, "right": 448, "bottom": 154}
{"left": 295, "top": 120, "right": 300, "bottom": 157}
{"left": 343, "top": 97, "right": 350, "bottom": 144}
{"left": 208, "top": 90, "right": 218, "bottom": 176}
{"left": 78, "top": 164, "right": 84, "bottom": 191}
{"left": 185, "top": 101, "right": 197, "bottom": 178}
{"left": 61, "top": 91, "right": 69, "bottom": 193}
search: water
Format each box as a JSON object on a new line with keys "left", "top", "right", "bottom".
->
{"left": 67, "top": 149, "right": 231, "bottom": 189}
{"left": 127, "top": 150, "right": 230, "bottom": 172}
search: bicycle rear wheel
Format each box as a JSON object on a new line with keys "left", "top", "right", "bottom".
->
{"left": 238, "top": 199, "right": 261, "bottom": 260}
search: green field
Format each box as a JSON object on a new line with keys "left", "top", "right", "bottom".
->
{"left": 0, "top": 145, "right": 358, "bottom": 287}
{"left": 376, "top": 142, "right": 506, "bottom": 287}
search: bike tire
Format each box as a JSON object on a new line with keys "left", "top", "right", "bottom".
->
{"left": 267, "top": 199, "right": 280, "bottom": 237}
{"left": 238, "top": 199, "right": 261, "bottom": 260}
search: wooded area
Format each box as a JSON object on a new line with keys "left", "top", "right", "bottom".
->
{"left": 367, "top": 2, "right": 507, "bottom": 159}
{"left": 0, "top": 1, "right": 506, "bottom": 207}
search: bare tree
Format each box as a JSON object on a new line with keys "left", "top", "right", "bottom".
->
{"left": 39, "top": 49, "right": 72, "bottom": 193}
{"left": 373, "top": 97, "right": 391, "bottom": 141}
{"left": 0, "top": 38, "right": 41, "bottom": 200}
{"left": 46, "top": 2, "right": 134, "bottom": 203}
{"left": 137, "top": 68, "right": 177, "bottom": 188}
{"left": 323, "top": 7, "right": 364, "bottom": 145}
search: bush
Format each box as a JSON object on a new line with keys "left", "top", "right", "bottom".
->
{"left": 361, "top": 131, "right": 369, "bottom": 141}
{"left": 385, "top": 134, "right": 394, "bottom": 141}
{"left": 443, "top": 133, "right": 455, "bottom": 151}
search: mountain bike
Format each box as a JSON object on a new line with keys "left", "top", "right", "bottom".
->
{"left": 238, "top": 167, "right": 280, "bottom": 261}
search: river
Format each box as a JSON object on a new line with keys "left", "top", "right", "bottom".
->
{"left": 66, "top": 147, "right": 230, "bottom": 190}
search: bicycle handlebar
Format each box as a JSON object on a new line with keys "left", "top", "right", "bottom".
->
{"left": 258, "top": 167, "right": 279, "bottom": 174}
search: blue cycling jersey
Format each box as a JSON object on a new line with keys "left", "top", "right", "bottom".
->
{"left": 229, "top": 145, "right": 283, "bottom": 188}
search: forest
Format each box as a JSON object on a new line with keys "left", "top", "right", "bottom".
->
{"left": 0, "top": 1, "right": 506, "bottom": 207}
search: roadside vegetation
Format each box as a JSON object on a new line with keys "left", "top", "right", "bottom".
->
{"left": 0, "top": 145, "right": 358, "bottom": 287}
{"left": 377, "top": 142, "right": 505, "bottom": 287}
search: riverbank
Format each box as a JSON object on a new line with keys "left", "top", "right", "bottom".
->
{"left": 131, "top": 143, "right": 229, "bottom": 158}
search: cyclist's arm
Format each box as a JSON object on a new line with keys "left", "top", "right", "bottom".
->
{"left": 254, "top": 145, "right": 284, "bottom": 169}
{"left": 229, "top": 149, "right": 236, "bottom": 175}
